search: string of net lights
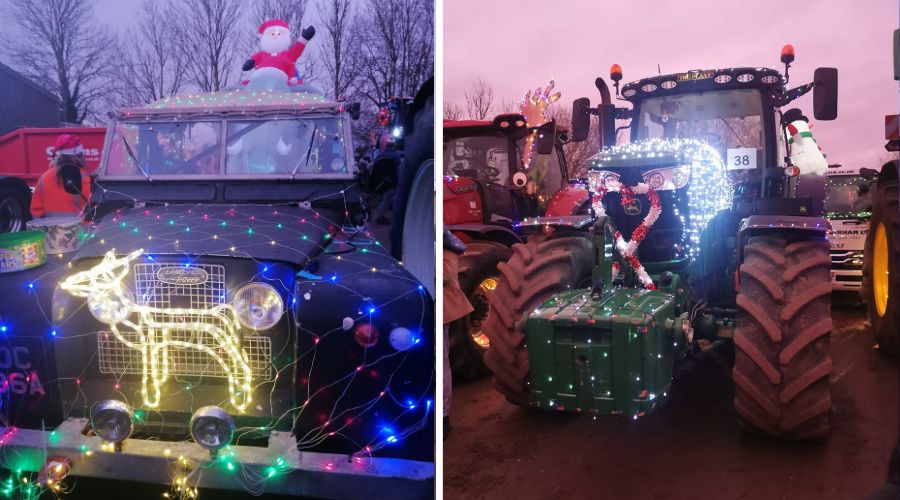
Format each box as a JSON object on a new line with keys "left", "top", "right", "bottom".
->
{"left": 589, "top": 138, "right": 733, "bottom": 260}
{"left": 0, "top": 194, "right": 432, "bottom": 497}
{"left": 519, "top": 80, "right": 561, "bottom": 170}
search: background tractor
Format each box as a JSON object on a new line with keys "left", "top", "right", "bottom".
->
{"left": 444, "top": 112, "right": 594, "bottom": 382}
{"left": 482, "top": 46, "right": 842, "bottom": 440}
{"left": 862, "top": 114, "right": 899, "bottom": 356}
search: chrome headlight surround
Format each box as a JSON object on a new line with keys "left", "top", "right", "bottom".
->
{"left": 190, "top": 406, "right": 234, "bottom": 452}
{"left": 90, "top": 399, "right": 134, "bottom": 445}
{"left": 233, "top": 282, "right": 284, "bottom": 330}
{"left": 672, "top": 166, "right": 690, "bottom": 189}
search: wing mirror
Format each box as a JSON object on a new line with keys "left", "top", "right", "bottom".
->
{"left": 571, "top": 97, "right": 591, "bottom": 143}
{"left": 348, "top": 102, "right": 361, "bottom": 120}
{"left": 59, "top": 163, "right": 83, "bottom": 195}
{"left": 812, "top": 67, "right": 838, "bottom": 121}
{"left": 533, "top": 120, "right": 557, "bottom": 155}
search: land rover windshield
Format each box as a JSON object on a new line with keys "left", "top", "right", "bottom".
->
{"left": 103, "top": 116, "right": 354, "bottom": 178}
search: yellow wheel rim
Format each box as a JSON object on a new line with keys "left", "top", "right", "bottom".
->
{"left": 873, "top": 222, "right": 889, "bottom": 317}
{"left": 469, "top": 277, "right": 498, "bottom": 349}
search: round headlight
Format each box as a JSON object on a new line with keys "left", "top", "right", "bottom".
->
{"left": 648, "top": 172, "right": 665, "bottom": 190}
{"left": 90, "top": 400, "right": 134, "bottom": 443}
{"left": 672, "top": 167, "right": 689, "bottom": 189}
{"left": 190, "top": 406, "right": 234, "bottom": 451}
{"left": 87, "top": 287, "right": 134, "bottom": 325}
{"left": 233, "top": 283, "right": 283, "bottom": 330}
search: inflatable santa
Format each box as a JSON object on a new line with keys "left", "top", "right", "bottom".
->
{"left": 242, "top": 19, "right": 315, "bottom": 87}
{"left": 785, "top": 114, "right": 827, "bottom": 175}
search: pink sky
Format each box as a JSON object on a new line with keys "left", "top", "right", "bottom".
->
{"left": 445, "top": 0, "right": 899, "bottom": 168}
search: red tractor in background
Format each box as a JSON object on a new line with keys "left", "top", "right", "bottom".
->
{"left": 444, "top": 112, "right": 595, "bottom": 381}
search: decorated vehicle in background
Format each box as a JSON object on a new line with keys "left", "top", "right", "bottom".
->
{"left": 0, "top": 86, "right": 434, "bottom": 499}
{"left": 824, "top": 164, "right": 876, "bottom": 293}
{"left": 0, "top": 127, "right": 106, "bottom": 233}
{"left": 482, "top": 46, "right": 843, "bottom": 439}
{"left": 443, "top": 81, "right": 592, "bottom": 382}
{"left": 862, "top": 114, "right": 900, "bottom": 356}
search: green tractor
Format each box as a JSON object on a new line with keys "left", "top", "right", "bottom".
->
{"left": 483, "top": 48, "right": 840, "bottom": 439}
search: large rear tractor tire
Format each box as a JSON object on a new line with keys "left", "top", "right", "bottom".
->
{"left": 862, "top": 175, "right": 899, "bottom": 356}
{"left": 733, "top": 234, "right": 833, "bottom": 439}
{"left": 482, "top": 236, "right": 594, "bottom": 406}
{"left": 448, "top": 240, "right": 512, "bottom": 382}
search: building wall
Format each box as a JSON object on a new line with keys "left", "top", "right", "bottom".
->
{"left": 0, "top": 61, "right": 60, "bottom": 135}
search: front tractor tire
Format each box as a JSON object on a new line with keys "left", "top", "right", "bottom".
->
{"left": 482, "top": 236, "right": 593, "bottom": 406}
{"left": 862, "top": 175, "right": 899, "bottom": 356}
{"left": 449, "top": 240, "right": 512, "bottom": 382}
{"left": 733, "top": 234, "right": 833, "bottom": 439}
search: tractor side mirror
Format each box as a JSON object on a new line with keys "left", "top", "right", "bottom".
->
{"left": 349, "top": 102, "right": 361, "bottom": 120}
{"left": 59, "top": 163, "right": 83, "bottom": 195}
{"left": 893, "top": 29, "right": 899, "bottom": 81}
{"left": 571, "top": 97, "right": 591, "bottom": 143}
{"left": 534, "top": 120, "right": 557, "bottom": 155}
{"left": 812, "top": 67, "right": 838, "bottom": 121}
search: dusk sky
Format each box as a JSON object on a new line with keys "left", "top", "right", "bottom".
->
{"left": 445, "top": 0, "right": 900, "bottom": 168}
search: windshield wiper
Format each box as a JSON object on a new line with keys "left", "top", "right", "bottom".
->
{"left": 291, "top": 124, "right": 318, "bottom": 179}
{"left": 720, "top": 118, "right": 747, "bottom": 148}
{"left": 121, "top": 135, "right": 152, "bottom": 180}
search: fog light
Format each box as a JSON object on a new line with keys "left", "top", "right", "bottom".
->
{"left": 190, "top": 406, "right": 234, "bottom": 455}
{"left": 90, "top": 400, "right": 134, "bottom": 449}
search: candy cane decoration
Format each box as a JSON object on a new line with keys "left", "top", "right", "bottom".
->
{"left": 589, "top": 177, "right": 662, "bottom": 290}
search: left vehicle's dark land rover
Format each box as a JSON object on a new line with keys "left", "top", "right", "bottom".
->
{"left": 0, "top": 89, "right": 434, "bottom": 499}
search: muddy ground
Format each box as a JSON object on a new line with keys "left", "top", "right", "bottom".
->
{"left": 444, "top": 301, "right": 899, "bottom": 500}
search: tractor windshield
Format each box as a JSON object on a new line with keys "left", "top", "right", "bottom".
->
{"left": 825, "top": 175, "right": 872, "bottom": 216}
{"left": 515, "top": 138, "right": 564, "bottom": 201}
{"left": 444, "top": 133, "right": 511, "bottom": 184}
{"left": 636, "top": 88, "right": 764, "bottom": 169}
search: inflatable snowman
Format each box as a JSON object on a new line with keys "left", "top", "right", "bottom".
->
{"left": 785, "top": 115, "right": 828, "bottom": 175}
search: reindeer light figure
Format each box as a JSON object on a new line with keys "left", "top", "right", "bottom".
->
{"left": 520, "top": 80, "right": 561, "bottom": 170}
{"left": 60, "top": 249, "right": 254, "bottom": 412}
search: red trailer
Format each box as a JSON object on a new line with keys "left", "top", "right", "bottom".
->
{"left": 0, "top": 127, "right": 106, "bottom": 233}
{"left": 0, "top": 127, "right": 105, "bottom": 184}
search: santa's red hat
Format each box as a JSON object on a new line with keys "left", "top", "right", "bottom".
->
{"left": 258, "top": 19, "right": 290, "bottom": 34}
{"left": 52, "top": 134, "right": 84, "bottom": 156}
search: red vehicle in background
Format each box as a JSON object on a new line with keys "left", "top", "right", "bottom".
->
{"left": 0, "top": 127, "right": 105, "bottom": 232}
{"left": 443, "top": 114, "right": 594, "bottom": 381}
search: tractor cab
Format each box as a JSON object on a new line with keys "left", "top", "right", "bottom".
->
{"left": 443, "top": 114, "right": 567, "bottom": 235}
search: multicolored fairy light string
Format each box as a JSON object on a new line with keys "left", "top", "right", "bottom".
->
{"left": 0, "top": 198, "right": 433, "bottom": 498}
{"left": 520, "top": 80, "right": 561, "bottom": 169}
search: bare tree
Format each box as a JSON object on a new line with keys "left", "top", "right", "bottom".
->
{"left": 170, "top": 0, "right": 243, "bottom": 92}
{"left": 549, "top": 103, "right": 600, "bottom": 178}
{"left": 443, "top": 102, "right": 463, "bottom": 121}
{"left": 355, "top": 0, "right": 434, "bottom": 106}
{"left": 117, "top": 0, "right": 186, "bottom": 105}
{"left": 464, "top": 78, "right": 494, "bottom": 120}
{"left": 249, "top": 0, "right": 317, "bottom": 84}
{"left": 316, "top": 0, "right": 358, "bottom": 100}
{"left": 1, "top": 0, "right": 116, "bottom": 123}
